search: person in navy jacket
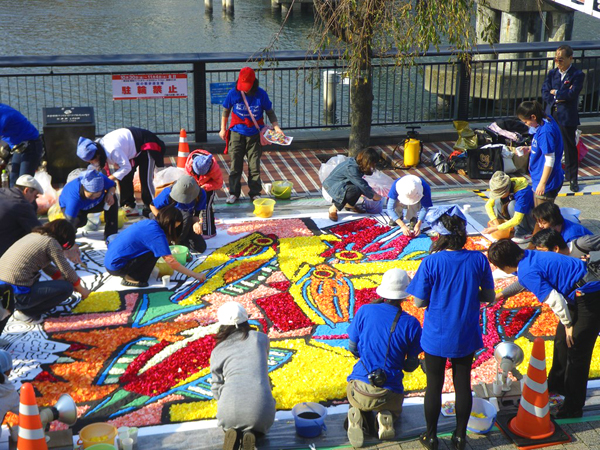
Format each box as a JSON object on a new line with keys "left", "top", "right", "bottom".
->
{"left": 542, "top": 45, "right": 585, "bottom": 192}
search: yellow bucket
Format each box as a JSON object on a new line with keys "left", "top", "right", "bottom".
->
{"left": 155, "top": 258, "right": 174, "bottom": 277}
{"left": 78, "top": 423, "right": 117, "bottom": 449}
{"left": 100, "top": 209, "right": 127, "bottom": 229}
{"left": 253, "top": 198, "right": 276, "bottom": 218}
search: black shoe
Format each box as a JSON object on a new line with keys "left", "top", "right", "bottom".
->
{"left": 554, "top": 407, "right": 583, "bottom": 419}
{"left": 570, "top": 180, "right": 579, "bottom": 193}
{"left": 389, "top": 219, "right": 398, "bottom": 227}
{"left": 121, "top": 278, "right": 149, "bottom": 288}
{"left": 419, "top": 432, "right": 439, "bottom": 450}
{"left": 451, "top": 432, "right": 466, "bottom": 450}
{"left": 223, "top": 429, "right": 240, "bottom": 450}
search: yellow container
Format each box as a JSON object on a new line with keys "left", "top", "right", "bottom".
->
{"left": 403, "top": 138, "right": 421, "bottom": 167}
{"left": 100, "top": 209, "right": 127, "bottom": 229}
{"left": 271, "top": 180, "right": 293, "bottom": 200}
{"left": 47, "top": 203, "right": 65, "bottom": 222}
{"left": 78, "top": 423, "right": 117, "bottom": 449}
{"left": 253, "top": 198, "right": 276, "bottom": 218}
{"left": 156, "top": 258, "right": 174, "bottom": 277}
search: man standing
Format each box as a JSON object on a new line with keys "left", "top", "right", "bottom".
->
{"left": 542, "top": 45, "right": 585, "bottom": 193}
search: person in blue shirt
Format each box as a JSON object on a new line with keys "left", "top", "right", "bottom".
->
{"left": 219, "top": 67, "right": 283, "bottom": 204}
{"left": 0, "top": 103, "right": 44, "bottom": 187}
{"left": 105, "top": 206, "right": 206, "bottom": 287}
{"left": 346, "top": 268, "right": 422, "bottom": 448}
{"left": 59, "top": 169, "right": 118, "bottom": 242}
{"left": 516, "top": 100, "right": 564, "bottom": 207}
{"left": 150, "top": 175, "right": 207, "bottom": 254}
{"left": 532, "top": 202, "right": 592, "bottom": 251}
{"left": 407, "top": 206, "right": 494, "bottom": 450}
{"left": 533, "top": 228, "right": 600, "bottom": 260}
{"left": 488, "top": 239, "right": 600, "bottom": 419}
{"left": 386, "top": 175, "right": 432, "bottom": 237}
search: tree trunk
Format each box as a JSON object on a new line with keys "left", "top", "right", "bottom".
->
{"left": 348, "top": 71, "right": 373, "bottom": 157}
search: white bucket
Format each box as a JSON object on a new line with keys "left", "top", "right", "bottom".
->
{"left": 466, "top": 397, "right": 497, "bottom": 434}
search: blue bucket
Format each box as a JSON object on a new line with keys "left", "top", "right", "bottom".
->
{"left": 292, "top": 402, "right": 327, "bottom": 438}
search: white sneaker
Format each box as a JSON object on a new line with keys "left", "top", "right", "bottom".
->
{"left": 377, "top": 410, "right": 395, "bottom": 440}
{"left": 226, "top": 195, "right": 238, "bottom": 204}
{"left": 513, "top": 234, "right": 533, "bottom": 244}
{"left": 122, "top": 206, "right": 140, "bottom": 217}
{"left": 13, "top": 310, "right": 43, "bottom": 325}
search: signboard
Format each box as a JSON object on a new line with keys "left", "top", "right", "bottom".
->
{"left": 209, "top": 82, "right": 235, "bottom": 105}
{"left": 42, "top": 107, "right": 94, "bottom": 126}
{"left": 112, "top": 74, "right": 188, "bottom": 100}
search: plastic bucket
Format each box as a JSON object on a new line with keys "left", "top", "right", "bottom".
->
{"left": 169, "top": 245, "right": 189, "bottom": 264}
{"left": 253, "top": 198, "right": 276, "bottom": 218}
{"left": 100, "top": 209, "right": 127, "bottom": 229}
{"left": 86, "top": 445, "right": 116, "bottom": 450}
{"left": 78, "top": 423, "right": 117, "bottom": 449}
{"left": 292, "top": 402, "right": 327, "bottom": 438}
{"left": 271, "top": 180, "right": 293, "bottom": 200}
{"left": 155, "top": 258, "right": 175, "bottom": 278}
{"left": 560, "top": 207, "right": 581, "bottom": 223}
{"left": 466, "top": 397, "right": 497, "bottom": 434}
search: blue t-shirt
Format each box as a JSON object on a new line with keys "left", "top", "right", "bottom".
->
{"left": 0, "top": 103, "right": 39, "bottom": 148}
{"left": 386, "top": 177, "right": 433, "bottom": 222}
{"left": 517, "top": 250, "right": 600, "bottom": 302}
{"left": 59, "top": 174, "right": 116, "bottom": 218}
{"left": 407, "top": 250, "right": 494, "bottom": 358}
{"left": 529, "top": 118, "right": 564, "bottom": 193}
{"left": 561, "top": 219, "right": 592, "bottom": 244}
{"left": 152, "top": 186, "right": 207, "bottom": 214}
{"left": 105, "top": 220, "right": 171, "bottom": 271}
{"left": 347, "top": 303, "right": 422, "bottom": 394}
{"left": 223, "top": 88, "right": 273, "bottom": 136}
{"left": 513, "top": 185, "right": 534, "bottom": 215}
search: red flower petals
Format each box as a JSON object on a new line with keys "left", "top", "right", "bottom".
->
{"left": 256, "top": 292, "right": 313, "bottom": 332}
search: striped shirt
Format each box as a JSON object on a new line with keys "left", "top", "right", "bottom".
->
{"left": 0, "top": 233, "right": 79, "bottom": 287}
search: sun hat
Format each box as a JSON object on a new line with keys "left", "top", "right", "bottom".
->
{"left": 0, "top": 349, "right": 13, "bottom": 373}
{"left": 77, "top": 137, "right": 100, "bottom": 162}
{"left": 80, "top": 169, "right": 104, "bottom": 193}
{"left": 217, "top": 302, "right": 248, "bottom": 327}
{"left": 170, "top": 175, "right": 200, "bottom": 204}
{"left": 15, "top": 174, "right": 43, "bottom": 194}
{"left": 425, "top": 205, "right": 466, "bottom": 235}
{"left": 237, "top": 67, "right": 256, "bottom": 92}
{"left": 192, "top": 153, "right": 213, "bottom": 176}
{"left": 489, "top": 171, "right": 511, "bottom": 199}
{"left": 396, "top": 175, "right": 424, "bottom": 205}
{"left": 376, "top": 268, "right": 411, "bottom": 300}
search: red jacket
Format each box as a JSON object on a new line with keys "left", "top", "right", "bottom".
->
{"left": 185, "top": 149, "right": 224, "bottom": 192}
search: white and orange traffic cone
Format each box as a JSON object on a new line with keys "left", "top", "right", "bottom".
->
{"left": 177, "top": 128, "right": 190, "bottom": 169}
{"left": 17, "top": 382, "right": 48, "bottom": 450}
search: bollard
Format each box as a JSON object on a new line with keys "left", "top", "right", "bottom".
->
{"left": 224, "top": 0, "right": 234, "bottom": 14}
{"left": 323, "top": 70, "right": 339, "bottom": 113}
{"left": 205, "top": 0, "right": 213, "bottom": 11}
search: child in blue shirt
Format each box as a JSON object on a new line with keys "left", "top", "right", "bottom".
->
{"left": 488, "top": 239, "right": 600, "bottom": 419}
{"left": 532, "top": 202, "right": 592, "bottom": 254}
{"left": 386, "top": 175, "right": 432, "bottom": 237}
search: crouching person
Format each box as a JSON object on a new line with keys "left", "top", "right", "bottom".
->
{"left": 210, "top": 302, "right": 276, "bottom": 450}
{"left": 346, "top": 268, "right": 422, "bottom": 448}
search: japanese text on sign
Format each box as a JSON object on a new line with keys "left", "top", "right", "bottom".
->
{"left": 112, "top": 74, "right": 188, "bottom": 100}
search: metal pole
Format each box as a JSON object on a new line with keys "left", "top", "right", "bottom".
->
{"left": 455, "top": 59, "right": 471, "bottom": 121}
{"left": 193, "top": 62, "right": 208, "bottom": 143}
{"left": 205, "top": 0, "right": 213, "bottom": 12}
{"left": 225, "top": 0, "right": 234, "bottom": 14}
{"left": 323, "top": 70, "right": 338, "bottom": 113}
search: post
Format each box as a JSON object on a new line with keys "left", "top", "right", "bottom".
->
{"left": 205, "top": 0, "right": 213, "bottom": 12}
{"left": 454, "top": 58, "right": 471, "bottom": 122}
{"left": 193, "top": 62, "right": 208, "bottom": 143}
{"left": 323, "top": 70, "right": 338, "bottom": 125}
{"left": 224, "top": 0, "right": 234, "bottom": 14}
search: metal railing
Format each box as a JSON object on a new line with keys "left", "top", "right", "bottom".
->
{"left": 1, "top": 41, "right": 600, "bottom": 142}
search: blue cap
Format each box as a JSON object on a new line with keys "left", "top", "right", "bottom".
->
{"left": 425, "top": 205, "right": 466, "bottom": 235}
{"left": 80, "top": 169, "right": 104, "bottom": 193}
{"left": 192, "top": 153, "right": 213, "bottom": 176}
{"left": 0, "top": 350, "right": 12, "bottom": 373}
{"left": 77, "top": 137, "right": 99, "bottom": 162}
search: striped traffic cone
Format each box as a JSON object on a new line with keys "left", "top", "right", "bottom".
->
{"left": 17, "top": 382, "right": 48, "bottom": 450}
{"left": 177, "top": 128, "right": 190, "bottom": 169}
{"left": 508, "top": 337, "right": 554, "bottom": 439}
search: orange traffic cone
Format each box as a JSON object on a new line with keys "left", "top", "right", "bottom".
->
{"left": 508, "top": 337, "right": 553, "bottom": 439}
{"left": 177, "top": 128, "right": 190, "bottom": 169}
{"left": 17, "top": 382, "right": 48, "bottom": 450}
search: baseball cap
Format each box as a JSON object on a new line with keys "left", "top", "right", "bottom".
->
{"left": 217, "top": 302, "right": 248, "bottom": 327}
{"left": 237, "top": 67, "right": 256, "bottom": 92}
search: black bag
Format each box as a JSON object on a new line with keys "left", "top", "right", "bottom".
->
{"left": 448, "top": 152, "right": 468, "bottom": 173}
{"left": 467, "top": 145, "right": 504, "bottom": 180}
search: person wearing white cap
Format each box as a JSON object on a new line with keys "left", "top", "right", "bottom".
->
{"left": 0, "top": 349, "right": 19, "bottom": 440}
{"left": 58, "top": 169, "right": 118, "bottom": 242}
{"left": 210, "top": 302, "right": 276, "bottom": 450}
{"left": 0, "top": 174, "right": 44, "bottom": 257}
{"left": 345, "top": 269, "right": 422, "bottom": 448}
{"left": 386, "top": 175, "right": 432, "bottom": 237}
{"left": 149, "top": 175, "right": 207, "bottom": 254}
{"left": 407, "top": 206, "right": 495, "bottom": 450}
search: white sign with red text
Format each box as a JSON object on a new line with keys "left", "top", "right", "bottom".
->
{"left": 112, "top": 74, "right": 188, "bottom": 100}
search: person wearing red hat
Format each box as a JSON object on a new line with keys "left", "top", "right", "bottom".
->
{"left": 219, "top": 67, "right": 283, "bottom": 204}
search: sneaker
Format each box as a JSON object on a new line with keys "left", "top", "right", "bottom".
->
{"left": 513, "top": 234, "right": 532, "bottom": 244}
{"left": 122, "top": 206, "right": 140, "bottom": 217}
{"left": 13, "top": 310, "right": 43, "bottom": 325}
{"left": 223, "top": 429, "right": 240, "bottom": 450}
{"left": 250, "top": 195, "right": 262, "bottom": 202}
{"left": 377, "top": 410, "right": 394, "bottom": 440}
{"left": 226, "top": 195, "right": 238, "bottom": 204}
{"left": 82, "top": 221, "right": 99, "bottom": 232}
{"left": 241, "top": 431, "right": 255, "bottom": 450}
{"left": 347, "top": 406, "right": 364, "bottom": 448}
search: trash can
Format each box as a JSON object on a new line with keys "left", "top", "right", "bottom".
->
{"left": 43, "top": 107, "right": 95, "bottom": 183}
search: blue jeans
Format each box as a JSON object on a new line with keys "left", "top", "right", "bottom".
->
{"left": 15, "top": 280, "right": 73, "bottom": 317}
{"left": 9, "top": 137, "right": 44, "bottom": 187}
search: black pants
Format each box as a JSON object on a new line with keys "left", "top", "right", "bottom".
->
{"left": 548, "top": 290, "right": 600, "bottom": 413}
{"left": 15, "top": 280, "right": 74, "bottom": 318}
{"left": 72, "top": 195, "right": 119, "bottom": 240}
{"left": 424, "top": 352, "right": 474, "bottom": 439}
{"left": 553, "top": 112, "right": 578, "bottom": 183}
{"left": 178, "top": 210, "right": 207, "bottom": 254}
{"left": 107, "top": 251, "right": 158, "bottom": 284}
{"left": 202, "top": 190, "right": 217, "bottom": 236}
{"left": 333, "top": 184, "right": 362, "bottom": 211}
{"left": 120, "top": 151, "right": 156, "bottom": 210}
{"left": 9, "top": 137, "right": 44, "bottom": 188}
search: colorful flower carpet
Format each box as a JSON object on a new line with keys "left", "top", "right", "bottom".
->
{"left": 4, "top": 215, "right": 600, "bottom": 431}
